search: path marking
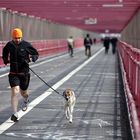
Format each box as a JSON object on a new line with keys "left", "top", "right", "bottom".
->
{"left": 0, "top": 48, "right": 104, "bottom": 134}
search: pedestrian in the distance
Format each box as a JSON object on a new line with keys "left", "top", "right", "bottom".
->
{"left": 67, "top": 36, "right": 74, "bottom": 57}
{"left": 84, "top": 34, "right": 92, "bottom": 57}
{"left": 110, "top": 37, "right": 118, "bottom": 54}
{"left": 103, "top": 37, "right": 110, "bottom": 54}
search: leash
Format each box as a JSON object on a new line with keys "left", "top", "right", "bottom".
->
{"left": 26, "top": 62, "right": 64, "bottom": 98}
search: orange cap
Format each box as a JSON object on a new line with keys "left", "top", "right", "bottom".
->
{"left": 11, "top": 28, "right": 22, "bottom": 38}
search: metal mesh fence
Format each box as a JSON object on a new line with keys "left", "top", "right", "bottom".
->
{"left": 121, "top": 8, "right": 140, "bottom": 49}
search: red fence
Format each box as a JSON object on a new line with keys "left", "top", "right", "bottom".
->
{"left": 118, "top": 41, "right": 140, "bottom": 140}
{"left": 0, "top": 41, "right": 7, "bottom": 67}
{"left": 0, "top": 38, "right": 83, "bottom": 67}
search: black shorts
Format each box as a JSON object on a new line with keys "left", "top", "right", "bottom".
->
{"left": 8, "top": 73, "right": 30, "bottom": 90}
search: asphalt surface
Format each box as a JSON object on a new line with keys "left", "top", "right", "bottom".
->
{"left": 0, "top": 43, "right": 132, "bottom": 140}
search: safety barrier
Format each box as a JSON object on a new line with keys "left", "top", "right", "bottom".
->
{"left": 0, "top": 38, "right": 83, "bottom": 67}
{"left": 31, "top": 40, "right": 67, "bottom": 57}
{"left": 0, "top": 41, "right": 7, "bottom": 67}
{"left": 118, "top": 41, "right": 140, "bottom": 140}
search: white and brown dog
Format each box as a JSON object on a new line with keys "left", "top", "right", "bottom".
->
{"left": 63, "top": 89, "right": 76, "bottom": 123}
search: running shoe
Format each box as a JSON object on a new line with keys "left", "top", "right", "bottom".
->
{"left": 11, "top": 114, "right": 18, "bottom": 122}
{"left": 21, "top": 98, "right": 29, "bottom": 111}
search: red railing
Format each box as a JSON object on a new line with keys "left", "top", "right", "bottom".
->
{"left": 0, "top": 38, "right": 84, "bottom": 67}
{"left": 118, "top": 41, "right": 140, "bottom": 140}
{"left": 31, "top": 39, "right": 68, "bottom": 56}
{"left": 0, "top": 41, "right": 7, "bottom": 67}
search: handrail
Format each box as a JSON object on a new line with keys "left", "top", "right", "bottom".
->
{"left": 118, "top": 41, "right": 140, "bottom": 140}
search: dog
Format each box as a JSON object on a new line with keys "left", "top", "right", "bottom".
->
{"left": 63, "top": 89, "right": 76, "bottom": 123}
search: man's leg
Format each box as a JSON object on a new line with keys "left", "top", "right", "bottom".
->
{"left": 20, "top": 89, "right": 29, "bottom": 111}
{"left": 19, "top": 73, "right": 30, "bottom": 111}
{"left": 70, "top": 47, "right": 73, "bottom": 57}
{"left": 85, "top": 46, "right": 87, "bottom": 56}
{"left": 20, "top": 89, "right": 28, "bottom": 99}
{"left": 11, "top": 86, "right": 19, "bottom": 122}
{"left": 89, "top": 46, "right": 91, "bottom": 57}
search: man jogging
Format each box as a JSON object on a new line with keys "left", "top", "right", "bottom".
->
{"left": 2, "top": 28, "right": 39, "bottom": 122}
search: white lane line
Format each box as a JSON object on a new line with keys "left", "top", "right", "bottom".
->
{"left": 0, "top": 73, "right": 9, "bottom": 78}
{"left": 0, "top": 48, "right": 104, "bottom": 134}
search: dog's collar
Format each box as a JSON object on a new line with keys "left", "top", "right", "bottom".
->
{"left": 64, "top": 95, "right": 68, "bottom": 101}
{"left": 62, "top": 94, "right": 67, "bottom": 100}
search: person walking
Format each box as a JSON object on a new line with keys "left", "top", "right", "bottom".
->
{"left": 103, "top": 36, "right": 110, "bottom": 54}
{"left": 2, "top": 28, "right": 39, "bottom": 122}
{"left": 67, "top": 36, "right": 74, "bottom": 57}
{"left": 110, "top": 37, "right": 118, "bottom": 54}
{"left": 84, "top": 34, "right": 92, "bottom": 57}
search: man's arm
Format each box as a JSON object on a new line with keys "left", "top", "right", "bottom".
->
{"left": 2, "top": 45, "right": 10, "bottom": 65}
{"left": 27, "top": 43, "right": 39, "bottom": 62}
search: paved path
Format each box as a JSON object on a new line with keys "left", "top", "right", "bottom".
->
{"left": 0, "top": 44, "right": 132, "bottom": 140}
